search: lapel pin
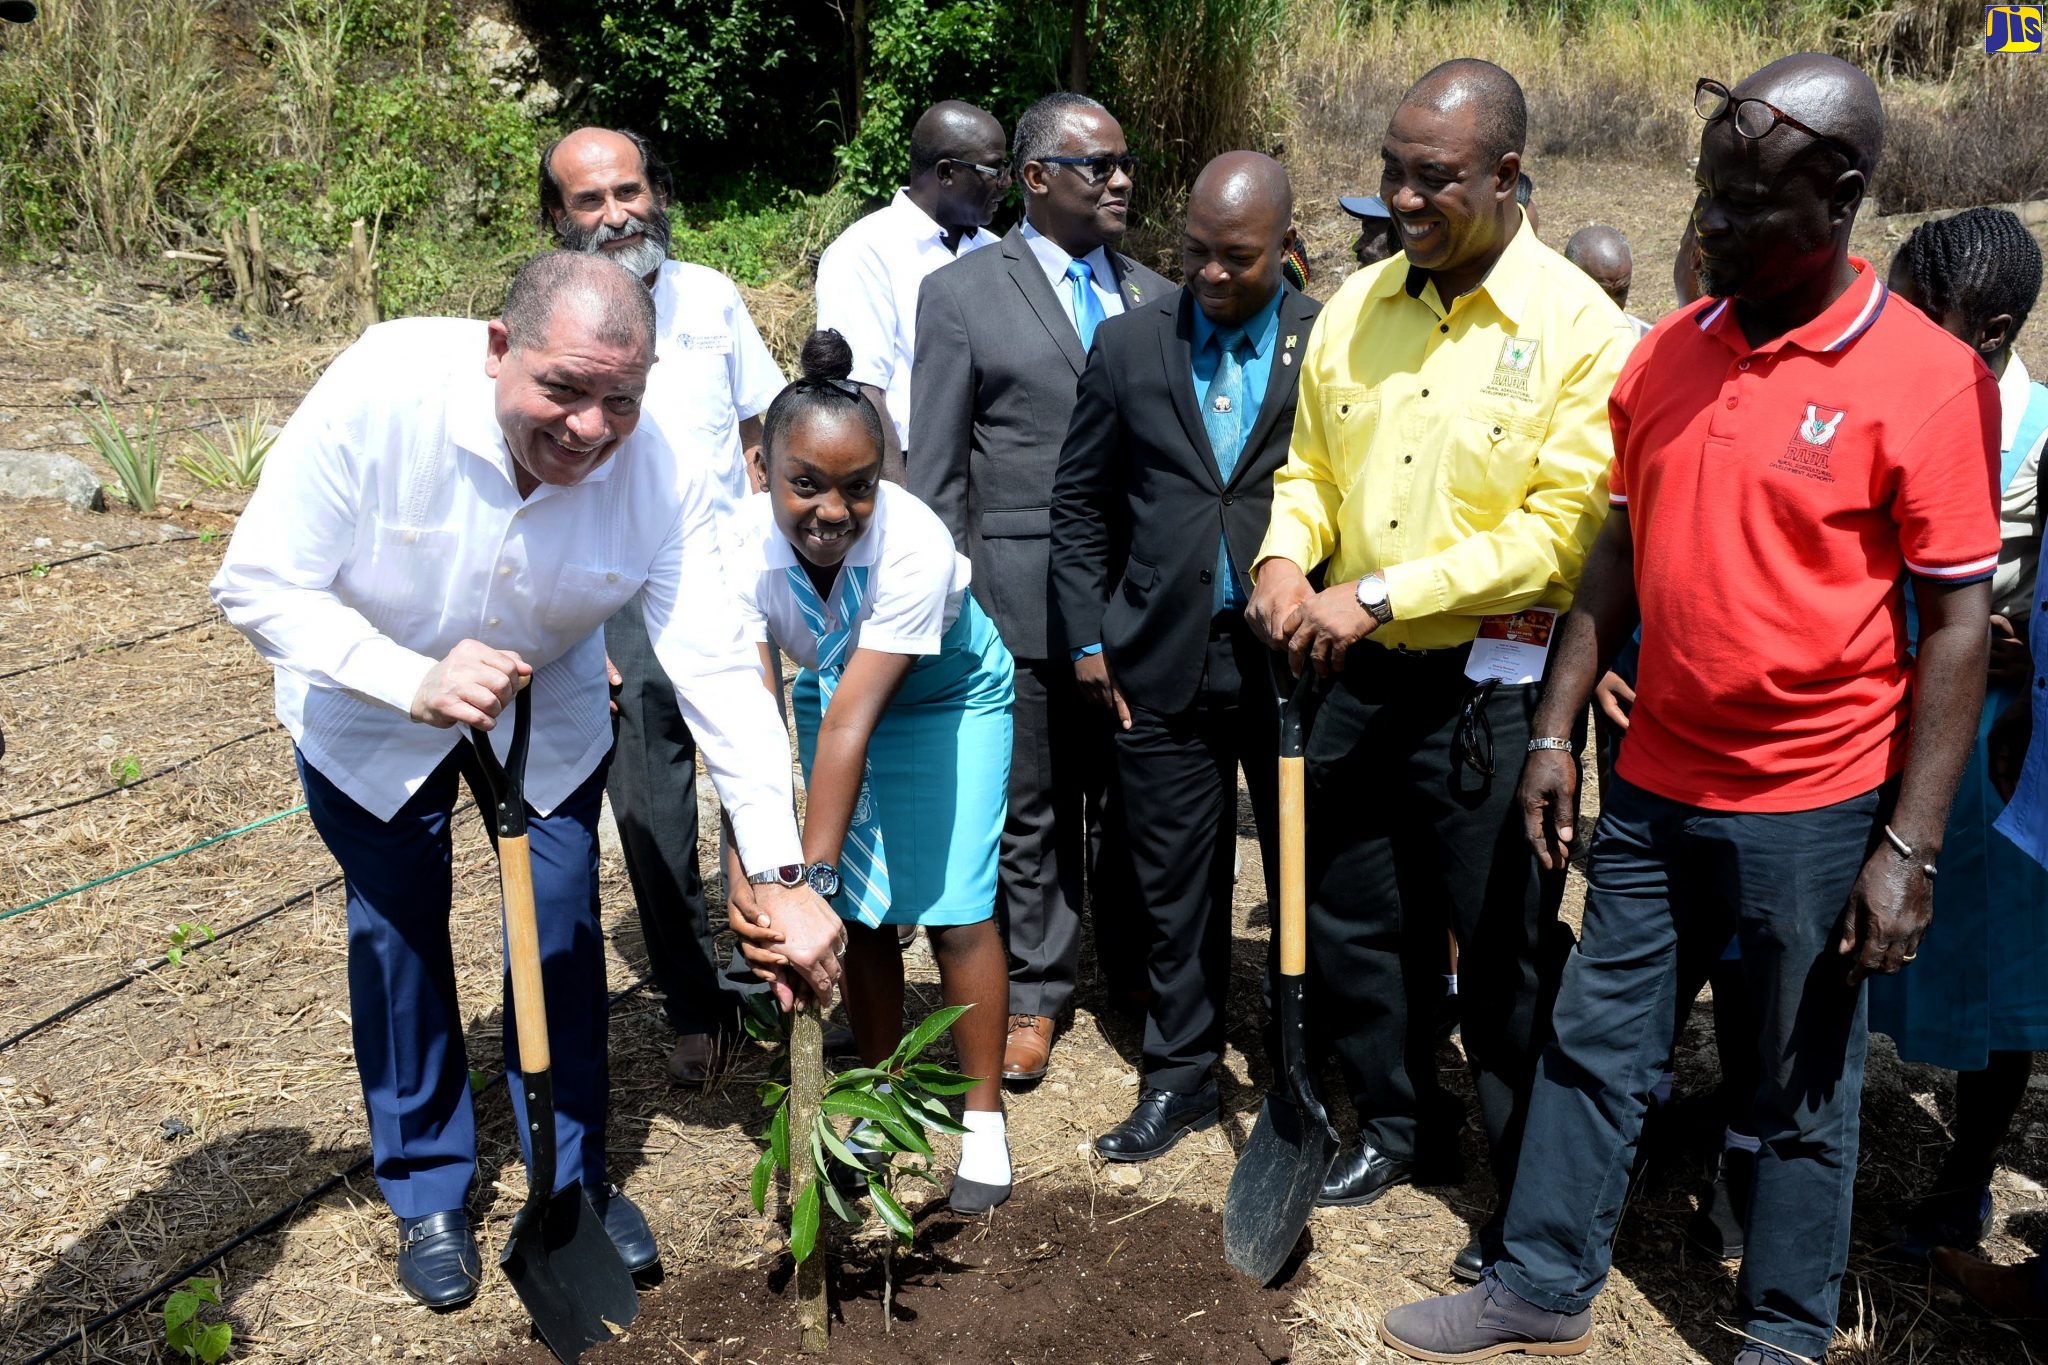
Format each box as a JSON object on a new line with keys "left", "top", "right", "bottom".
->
{"left": 1285, "top": 335, "right": 1298, "bottom": 349}
{"left": 1282, "top": 352, "right": 1294, "bottom": 367}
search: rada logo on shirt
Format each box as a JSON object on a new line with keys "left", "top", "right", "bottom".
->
{"left": 1772, "top": 400, "right": 1846, "bottom": 482}
{"left": 1482, "top": 335, "right": 1540, "bottom": 398}
{"left": 1987, "top": 5, "right": 2044, "bottom": 51}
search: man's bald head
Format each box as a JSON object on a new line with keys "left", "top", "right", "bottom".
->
{"left": 1400, "top": 58, "right": 1526, "bottom": 165}
{"left": 1565, "top": 225, "right": 1633, "bottom": 308}
{"left": 1188, "top": 151, "right": 1293, "bottom": 230}
{"left": 909, "top": 100, "right": 1005, "bottom": 178}
{"left": 1731, "top": 53, "right": 1883, "bottom": 177}
{"left": 500, "top": 250, "right": 656, "bottom": 360}
{"left": 1182, "top": 152, "right": 1297, "bottom": 327}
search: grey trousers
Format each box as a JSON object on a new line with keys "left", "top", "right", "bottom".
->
{"left": 1002, "top": 655, "right": 1142, "bottom": 1019}
{"left": 603, "top": 595, "right": 742, "bottom": 1036}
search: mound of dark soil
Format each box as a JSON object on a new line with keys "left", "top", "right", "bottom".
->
{"left": 493, "top": 1187, "right": 1295, "bottom": 1364}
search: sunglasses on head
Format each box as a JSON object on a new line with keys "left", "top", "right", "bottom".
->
{"left": 1036, "top": 153, "right": 1140, "bottom": 184}
{"left": 1694, "top": 79, "right": 1855, "bottom": 160}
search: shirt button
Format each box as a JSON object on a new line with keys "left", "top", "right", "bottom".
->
{"left": 1421, "top": 388, "right": 1430, "bottom": 397}
{"left": 499, "top": 565, "right": 513, "bottom": 577}
{"left": 403, "top": 530, "right": 418, "bottom": 544}
{"left": 1738, "top": 360, "right": 1750, "bottom": 370}
{"left": 1199, "top": 569, "right": 1212, "bottom": 584}
{"left": 606, "top": 572, "right": 619, "bottom": 583}
{"left": 1389, "top": 519, "right": 1399, "bottom": 528}
{"left": 1439, "top": 323, "right": 1449, "bottom": 334}
{"left": 1726, "top": 397, "right": 1738, "bottom": 409}
{"left": 487, "top": 616, "right": 501, "bottom": 627}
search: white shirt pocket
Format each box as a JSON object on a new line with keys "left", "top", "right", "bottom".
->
{"left": 355, "top": 517, "right": 458, "bottom": 645}
{"left": 543, "top": 563, "right": 647, "bottom": 635}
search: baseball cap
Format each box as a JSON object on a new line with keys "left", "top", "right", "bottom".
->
{"left": 1338, "top": 195, "right": 1390, "bottom": 220}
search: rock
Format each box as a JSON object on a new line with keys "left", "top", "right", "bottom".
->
{"left": 0, "top": 450, "right": 105, "bottom": 511}
{"left": 157, "top": 523, "right": 198, "bottom": 541}
{"left": 159, "top": 1117, "right": 192, "bottom": 1141}
{"left": 56, "top": 377, "right": 92, "bottom": 400}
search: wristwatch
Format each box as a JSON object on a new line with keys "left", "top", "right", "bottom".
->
{"left": 805, "top": 861, "right": 841, "bottom": 898}
{"left": 1527, "top": 737, "right": 1575, "bottom": 754}
{"left": 1354, "top": 574, "right": 1394, "bottom": 626}
{"left": 746, "top": 863, "right": 805, "bottom": 889}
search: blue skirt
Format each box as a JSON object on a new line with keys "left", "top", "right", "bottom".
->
{"left": 792, "top": 597, "right": 1014, "bottom": 927}
{"left": 1869, "top": 682, "right": 2048, "bottom": 1069}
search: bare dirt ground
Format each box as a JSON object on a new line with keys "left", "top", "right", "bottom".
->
{"left": 2, "top": 155, "right": 2043, "bottom": 1364}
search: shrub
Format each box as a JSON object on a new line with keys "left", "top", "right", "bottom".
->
{"left": 178, "top": 406, "right": 277, "bottom": 491}
{"left": 81, "top": 395, "right": 165, "bottom": 513}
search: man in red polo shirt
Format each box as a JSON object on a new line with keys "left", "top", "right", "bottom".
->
{"left": 1380, "top": 54, "right": 1999, "bottom": 1365}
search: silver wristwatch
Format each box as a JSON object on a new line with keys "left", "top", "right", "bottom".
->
{"left": 1354, "top": 574, "right": 1394, "bottom": 625}
{"left": 1527, "top": 737, "right": 1575, "bottom": 754}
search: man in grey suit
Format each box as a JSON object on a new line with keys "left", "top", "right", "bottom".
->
{"left": 910, "top": 91, "right": 1171, "bottom": 1084}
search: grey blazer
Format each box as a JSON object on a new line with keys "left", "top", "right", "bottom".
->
{"left": 907, "top": 226, "right": 1171, "bottom": 660}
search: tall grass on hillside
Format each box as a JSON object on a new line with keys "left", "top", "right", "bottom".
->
{"left": 1283, "top": 0, "right": 2048, "bottom": 214}
{"left": 3, "top": 0, "right": 219, "bottom": 256}
{"left": 1286, "top": 0, "right": 1823, "bottom": 168}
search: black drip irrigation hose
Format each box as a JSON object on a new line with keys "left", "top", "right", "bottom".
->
{"left": 1, "top": 535, "right": 209, "bottom": 581}
{"left": 0, "top": 873, "right": 342, "bottom": 1057}
{"left": 0, "top": 614, "right": 222, "bottom": 683}
{"left": 16, "top": 979, "right": 653, "bottom": 1365}
{"left": 0, "top": 725, "right": 282, "bottom": 826}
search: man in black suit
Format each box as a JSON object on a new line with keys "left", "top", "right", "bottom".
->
{"left": 1051, "top": 152, "right": 1318, "bottom": 1156}
{"left": 911, "top": 92, "right": 1171, "bottom": 1085}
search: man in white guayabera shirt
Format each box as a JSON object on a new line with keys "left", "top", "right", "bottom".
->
{"left": 209, "top": 251, "right": 841, "bottom": 1311}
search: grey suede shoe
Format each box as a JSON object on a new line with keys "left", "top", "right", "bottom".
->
{"left": 1378, "top": 1270, "right": 1592, "bottom": 1361}
{"left": 1732, "top": 1346, "right": 1812, "bottom": 1365}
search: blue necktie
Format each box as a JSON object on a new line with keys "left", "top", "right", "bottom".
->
{"left": 1203, "top": 328, "right": 1252, "bottom": 611}
{"left": 784, "top": 562, "right": 891, "bottom": 927}
{"left": 1066, "top": 258, "right": 1107, "bottom": 350}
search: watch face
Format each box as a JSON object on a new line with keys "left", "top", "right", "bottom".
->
{"left": 805, "top": 863, "right": 840, "bottom": 898}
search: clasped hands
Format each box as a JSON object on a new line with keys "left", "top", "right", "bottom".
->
{"left": 1244, "top": 558, "right": 1379, "bottom": 676}
{"left": 729, "top": 878, "right": 846, "bottom": 1010}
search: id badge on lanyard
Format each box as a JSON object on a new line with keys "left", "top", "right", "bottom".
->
{"left": 1463, "top": 607, "right": 1559, "bottom": 685}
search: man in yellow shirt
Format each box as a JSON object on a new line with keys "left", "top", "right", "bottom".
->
{"left": 1246, "top": 58, "right": 1632, "bottom": 1282}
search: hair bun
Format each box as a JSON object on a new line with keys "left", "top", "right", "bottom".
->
{"left": 799, "top": 328, "right": 856, "bottom": 384}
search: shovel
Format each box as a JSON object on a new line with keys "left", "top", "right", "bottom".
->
{"left": 468, "top": 686, "right": 640, "bottom": 1361}
{"left": 1224, "top": 665, "right": 1339, "bottom": 1285}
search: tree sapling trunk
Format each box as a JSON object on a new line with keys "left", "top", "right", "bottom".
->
{"left": 790, "top": 998, "right": 829, "bottom": 1353}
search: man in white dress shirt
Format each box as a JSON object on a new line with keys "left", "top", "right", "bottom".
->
{"left": 539, "top": 126, "right": 787, "bottom": 1085}
{"left": 211, "top": 253, "right": 840, "bottom": 1309}
{"left": 815, "top": 99, "right": 1007, "bottom": 480}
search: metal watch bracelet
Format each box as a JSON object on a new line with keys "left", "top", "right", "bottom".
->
{"left": 1526, "top": 737, "right": 1574, "bottom": 754}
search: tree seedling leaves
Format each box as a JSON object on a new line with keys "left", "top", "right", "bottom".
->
{"left": 756, "top": 1080, "right": 788, "bottom": 1109}
{"left": 815, "top": 1113, "right": 864, "bottom": 1172}
{"left": 869, "top": 1181, "right": 915, "bottom": 1243}
{"left": 895, "top": 1003, "right": 970, "bottom": 1062}
{"left": 824, "top": 1066, "right": 892, "bottom": 1092}
{"left": 767, "top": 1102, "right": 790, "bottom": 1171}
{"left": 749, "top": 1147, "right": 774, "bottom": 1213}
{"left": 790, "top": 1178, "right": 821, "bottom": 1263}
{"left": 903, "top": 1062, "right": 980, "bottom": 1095}
{"left": 740, "top": 992, "right": 781, "bottom": 1042}
{"left": 820, "top": 1090, "right": 900, "bottom": 1126}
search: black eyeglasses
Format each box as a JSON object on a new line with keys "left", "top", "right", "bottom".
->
{"left": 1457, "top": 678, "right": 1499, "bottom": 781}
{"left": 1037, "top": 153, "right": 1139, "bottom": 184}
{"left": 1694, "top": 78, "right": 1854, "bottom": 159}
{"left": 945, "top": 158, "right": 1011, "bottom": 183}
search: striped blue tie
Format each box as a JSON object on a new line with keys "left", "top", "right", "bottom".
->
{"left": 785, "top": 563, "right": 890, "bottom": 927}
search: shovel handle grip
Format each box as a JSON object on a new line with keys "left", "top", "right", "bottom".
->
{"left": 1278, "top": 756, "right": 1306, "bottom": 977}
{"left": 501, "top": 833, "right": 551, "bottom": 1073}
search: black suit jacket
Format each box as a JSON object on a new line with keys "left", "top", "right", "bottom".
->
{"left": 908, "top": 227, "right": 1171, "bottom": 660}
{"left": 1051, "top": 283, "right": 1321, "bottom": 714}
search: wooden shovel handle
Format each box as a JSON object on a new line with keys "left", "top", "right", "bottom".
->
{"left": 1278, "top": 755, "right": 1306, "bottom": 977}
{"left": 500, "top": 833, "right": 550, "bottom": 1072}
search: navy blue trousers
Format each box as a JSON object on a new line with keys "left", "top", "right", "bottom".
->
{"left": 297, "top": 744, "right": 612, "bottom": 1219}
{"left": 1497, "top": 773, "right": 1883, "bottom": 1360}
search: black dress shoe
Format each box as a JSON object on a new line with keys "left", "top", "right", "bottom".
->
{"left": 590, "top": 1183, "right": 660, "bottom": 1274}
{"left": 1317, "top": 1138, "right": 1414, "bottom": 1207}
{"left": 1452, "top": 1235, "right": 1484, "bottom": 1283}
{"left": 396, "top": 1210, "right": 481, "bottom": 1309}
{"left": 948, "top": 1173, "right": 1012, "bottom": 1214}
{"left": 1094, "top": 1082, "right": 1221, "bottom": 1162}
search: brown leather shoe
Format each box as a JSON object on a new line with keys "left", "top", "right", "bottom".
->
{"left": 1933, "top": 1247, "right": 2048, "bottom": 1318}
{"left": 666, "top": 1031, "right": 721, "bottom": 1086}
{"left": 1001, "top": 1014, "right": 1054, "bottom": 1084}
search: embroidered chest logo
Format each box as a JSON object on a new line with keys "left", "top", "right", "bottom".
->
{"left": 1481, "top": 335, "right": 1539, "bottom": 399}
{"left": 1771, "top": 401, "right": 1846, "bottom": 483}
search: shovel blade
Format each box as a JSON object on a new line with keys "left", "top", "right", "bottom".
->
{"left": 1223, "top": 974, "right": 1338, "bottom": 1285}
{"left": 501, "top": 1183, "right": 640, "bottom": 1362}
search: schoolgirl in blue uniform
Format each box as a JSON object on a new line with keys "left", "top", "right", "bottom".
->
{"left": 725, "top": 329, "right": 1016, "bottom": 1212}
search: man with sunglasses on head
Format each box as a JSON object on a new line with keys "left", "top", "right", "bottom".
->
{"left": 1381, "top": 55, "right": 1999, "bottom": 1365}
{"left": 910, "top": 91, "right": 1168, "bottom": 1087}
{"left": 539, "top": 127, "right": 786, "bottom": 1087}
{"left": 1245, "top": 58, "right": 1631, "bottom": 1284}
{"left": 816, "top": 100, "right": 1008, "bottom": 485}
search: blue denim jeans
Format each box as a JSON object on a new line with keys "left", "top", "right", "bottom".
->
{"left": 1496, "top": 773, "right": 1885, "bottom": 1360}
